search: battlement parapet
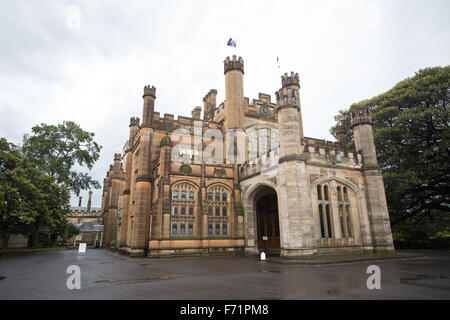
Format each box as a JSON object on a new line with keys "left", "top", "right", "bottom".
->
{"left": 281, "top": 72, "right": 300, "bottom": 88}
{"left": 275, "top": 87, "right": 300, "bottom": 110}
{"left": 350, "top": 107, "right": 372, "bottom": 127}
{"left": 224, "top": 55, "right": 244, "bottom": 74}
{"left": 143, "top": 85, "right": 156, "bottom": 98}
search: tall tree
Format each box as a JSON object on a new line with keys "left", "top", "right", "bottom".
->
{"left": 330, "top": 66, "right": 450, "bottom": 239}
{"left": 22, "top": 121, "right": 102, "bottom": 196}
{"left": 0, "top": 138, "right": 70, "bottom": 248}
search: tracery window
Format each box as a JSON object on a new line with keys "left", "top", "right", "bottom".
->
{"left": 206, "top": 184, "right": 230, "bottom": 236}
{"left": 337, "top": 185, "right": 353, "bottom": 238}
{"left": 171, "top": 183, "right": 197, "bottom": 237}
{"left": 317, "top": 184, "right": 333, "bottom": 239}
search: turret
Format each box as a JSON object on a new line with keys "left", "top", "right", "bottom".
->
{"left": 336, "top": 126, "right": 347, "bottom": 147}
{"left": 142, "top": 85, "right": 156, "bottom": 127}
{"left": 224, "top": 56, "right": 245, "bottom": 129}
{"left": 281, "top": 72, "right": 304, "bottom": 140}
{"left": 351, "top": 106, "right": 394, "bottom": 251}
{"left": 275, "top": 84, "right": 303, "bottom": 160}
{"left": 129, "top": 117, "right": 140, "bottom": 148}
{"left": 350, "top": 107, "right": 378, "bottom": 168}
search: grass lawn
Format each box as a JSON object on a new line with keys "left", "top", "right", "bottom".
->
{"left": 0, "top": 246, "right": 71, "bottom": 256}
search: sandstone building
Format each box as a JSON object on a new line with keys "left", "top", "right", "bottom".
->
{"left": 101, "top": 56, "right": 394, "bottom": 257}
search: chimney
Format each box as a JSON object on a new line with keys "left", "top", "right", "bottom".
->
{"left": 87, "top": 191, "right": 93, "bottom": 212}
{"left": 191, "top": 106, "right": 201, "bottom": 120}
{"left": 336, "top": 126, "right": 347, "bottom": 147}
{"left": 78, "top": 196, "right": 82, "bottom": 207}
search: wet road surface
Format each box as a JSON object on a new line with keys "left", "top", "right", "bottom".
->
{"left": 0, "top": 249, "right": 449, "bottom": 299}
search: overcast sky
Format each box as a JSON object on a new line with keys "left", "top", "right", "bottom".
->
{"left": 1, "top": 0, "right": 449, "bottom": 207}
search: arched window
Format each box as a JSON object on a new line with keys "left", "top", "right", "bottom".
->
{"left": 171, "top": 183, "right": 197, "bottom": 237}
{"left": 206, "top": 184, "right": 230, "bottom": 237}
{"left": 317, "top": 183, "right": 333, "bottom": 239}
{"left": 337, "top": 184, "right": 353, "bottom": 238}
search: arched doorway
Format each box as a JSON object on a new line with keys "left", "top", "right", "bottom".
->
{"left": 255, "top": 186, "right": 280, "bottom": 250}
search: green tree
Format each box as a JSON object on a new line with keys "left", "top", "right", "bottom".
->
{"left": 22, "top": 121, "right": 102, "bottom": 196}
{"left": 0, "top": 138, "right": 70, "bottom": 249}
{"left": 330, "top": 66, "right": 450, "bottom": 241}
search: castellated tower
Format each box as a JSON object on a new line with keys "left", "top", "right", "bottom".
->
{"left": 351, "top": 107, "right": 394, "bottom": 251}
{"left": 224, "top": 56, "right": 245, "bottom": 130}
{"left": 281, "top": 72, "right": 304, "bottom": 140}
{"left": 275, "top": 78, "right": 314, "bottom": 257}
{"left": 142, "top": 85, "right": 156, "bottom": 127}
{"left": 129, "top": 86, "right": 155, "bottom": 256}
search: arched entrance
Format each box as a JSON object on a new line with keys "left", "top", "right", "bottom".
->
{"left": 255, "top": 186, "right": 280, "bottom": 250}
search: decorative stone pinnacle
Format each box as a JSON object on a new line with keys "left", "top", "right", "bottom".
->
{"left": 114, "top": 153, "right": 121, "bottom": 161}
{"left": 281, "top": 71, "right": 300, "bottom": 88}
{"left": 143, "top": 85, "right": 156, "bottom": 98}
{"left": 224, "top": 56, "right": 244, "bottom": 74}
{"left": 350, "top": 107, "right": 372, "bottom": 127}
{"left": 275, "top": 87, "right": 300, "bottom": 111}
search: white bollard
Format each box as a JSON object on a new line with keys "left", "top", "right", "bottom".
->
{"left": 260, "top": 251, "right": 266, "bottom": 261}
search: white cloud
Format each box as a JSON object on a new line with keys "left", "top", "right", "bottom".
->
{"left": 0, "top": 0, "right": 449, "bottom": 207}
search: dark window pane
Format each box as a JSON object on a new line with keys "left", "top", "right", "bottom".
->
{"left": 188, "top": 223, "right": 194, "bottom": 236}
{"left": 173, "top": 191, "right": 179, "bottom": 200}
{"left": 180, "top": 223, "right": 186, "bottom": 236}
{"left": 223, "top": 223, "right": 228, "bottom": 236}
{"left": 346, "top": 205, "right": 352, "bottom": 237}
{"left": 222, "top": 193, "right": 227, "bottom": 202}
{"left": 337, "top": 186, "right": 342, "bottom": 201}
{"left": 181, "top": 206, "right": 186, "bottom": 216}
{"left": 317, "top": 185, "right": 322, "bottom": 200}
{"left": 215, "top": 193, "right": 220, "bottom": 202}
{"left": 171, "top": 223, "right": 177, "bottom": 236}
{"left": 188, "top": 191, "right": 194, "bottom": 201}
{"left": 319, "top": 204, "right": 325, "bottom": 238}
{"left": 339, "top": 205, "right": 345, "bottom": 237}
{"left": 207, "top": 192, "right": 213, "bottom": 202}
{"left": 189, "top": 206, "right": 194, "bottom": 216}
{"left": 208, "top": 223, "right": 213, "bottom": 235}
{"left": 324, "top": 185, "right": 329, "bottom": 201}
{"left": 172, "top": 206, "right": 178, "bottom": 216}
{"left": 208, "top": 207, "right": 213, "bottom": 216}
{"left": 215, "top": 207, "right": 220, "bottom": 216}
{"left": 215, "top": 223, "right": 220, "bottom": 235}
{"left": 181, "top": 191, "right": 187, "bottom": 200}
{"left": 343, "top": 187, "right": 348, "bottom": 201}
{"left": 222, "top": 207, "right": 227, "bottom": 217}
{"left": 326, "top": 204, "right": 332, "bottom": 238}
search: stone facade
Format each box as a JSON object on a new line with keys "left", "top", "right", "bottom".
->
{"left": 101, "top": 55, "right": 394, "bottom": 258}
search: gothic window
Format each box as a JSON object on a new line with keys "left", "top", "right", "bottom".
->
{"left": 171, "top": 223, "right": 178, "bottom": 236}
{"left": 180, "top": 223, "right": 186, "bottom": 236}
{"left": 206, "top": 184, "right": 231, "bottom": 237}
{"left": 171, "top": 183, "right": 198, "bottom": 238}
{"left": 215, "top": 223, "right": 220, "bottom": 235}
{"left": 208, "top": 223, "right": 213, "bottom": 235}
{"left": 317, "top": 183, "right": 334, "bottom": 239}
{"left": 337, "top": 184, "right": 353, "bottom": 238}
{"left": 222, "top": 223, "right": 228, "bottom": 235}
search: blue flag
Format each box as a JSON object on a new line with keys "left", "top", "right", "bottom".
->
{"left": 227, "top": 38, "right": 236, "bottom": 47}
